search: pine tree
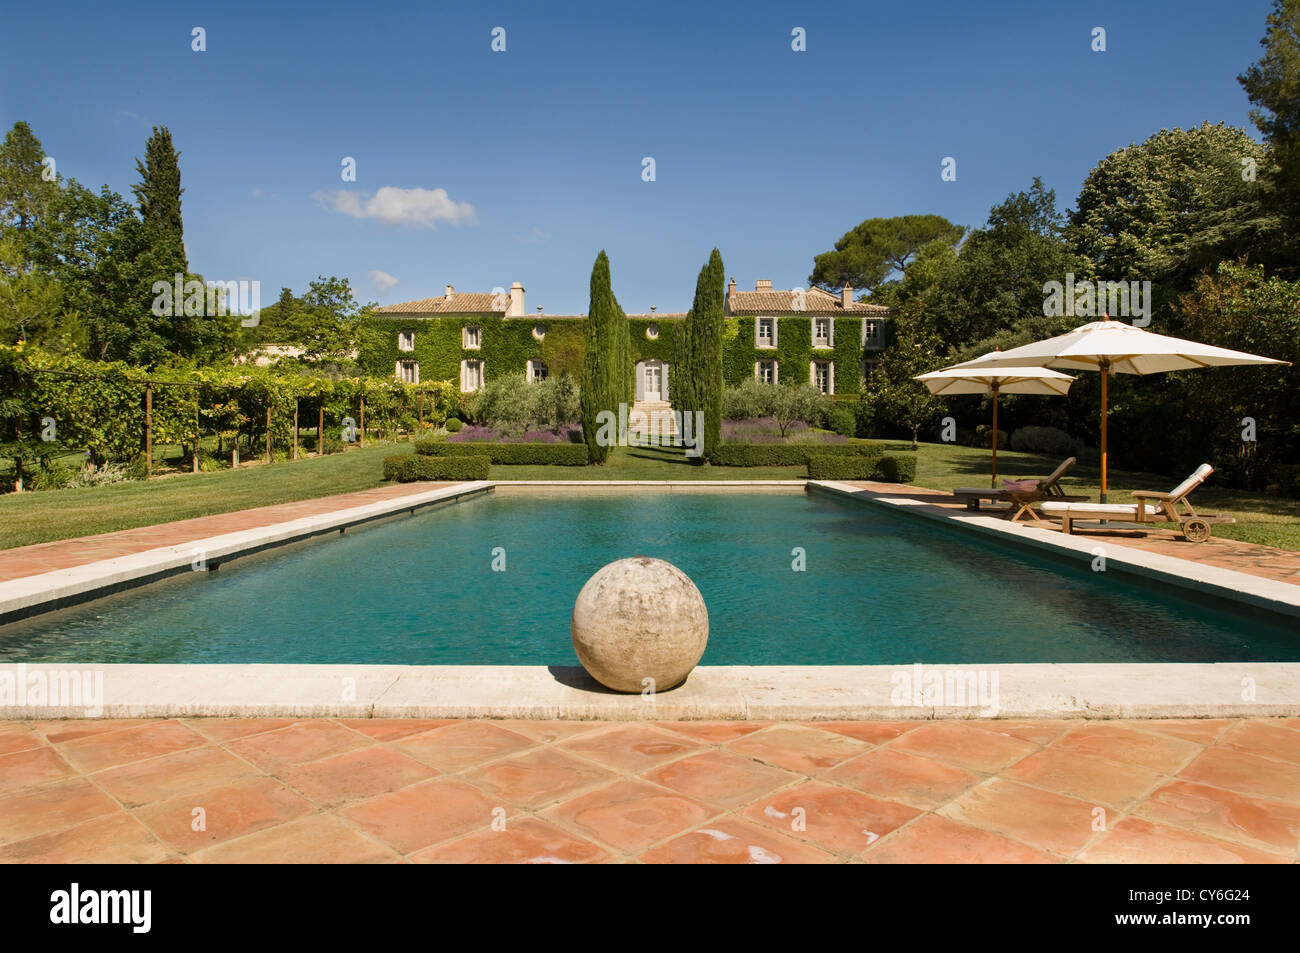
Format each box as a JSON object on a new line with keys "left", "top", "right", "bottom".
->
{"left": 0, "top": 121, "right": 58, "bottom": 233}
{"left": 131, "top": 126, "right": 185, "bottom": 264}
{"left": 580, "top": 251, "right": 623, "bottom": 463}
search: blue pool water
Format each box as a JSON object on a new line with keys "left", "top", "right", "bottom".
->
{"left": 1, "top": 490, "right": 1296, "bottom": 664}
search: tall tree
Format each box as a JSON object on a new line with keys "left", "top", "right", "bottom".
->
{"left": 580, "top": 251, "right": 622, "bottom": 464}
{"left": 1239, "top": 0, "right": 1300, "bottom": 273}
{"left": 810, "top": 215, "right": 964, "bottom": 295}
{"left": 676, "top": 248, "right": 724, "bottom": 461}
{"left": 131, "top": 126, "right": 186, "bottom": 266}
{"left": 0, "top": 121, "right": 58, "bottom": 235}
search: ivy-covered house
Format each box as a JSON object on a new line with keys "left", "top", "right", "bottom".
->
{"left": 358, "top": 277, "right": 890, "bottom": 401}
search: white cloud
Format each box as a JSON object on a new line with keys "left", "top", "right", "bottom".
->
{"left": 368, "top": 269, "right": 400, "bottom": 295}
{"left": 312, "top": 186, "right": 477, "bottom": 228}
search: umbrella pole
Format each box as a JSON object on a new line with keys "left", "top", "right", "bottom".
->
{"left": 990, "top": 385, "right": 999, "bottom": 488}
{"left": 1099, "top": 362, "right": 1109, "bottom": 504}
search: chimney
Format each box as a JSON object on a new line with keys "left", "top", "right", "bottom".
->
{"left": 728, "top": 277, "right": 736, "bottom": 298}
{"left": 537, "top": 305, "right": 544, "bottom": 317}
{"left": 756, "top": 279, "right": 772, "bottom": 291}
{"left": 650, "top": 305, "right": 656, "bottom": 313}
{"left": 445, "top": 284, "right": 454, "bottom": 299}
{"left": 841, "top": 282, "right": 852, "bottom": 308}
{"left": 508, "top": 281, "right": 525, "bottom": 317}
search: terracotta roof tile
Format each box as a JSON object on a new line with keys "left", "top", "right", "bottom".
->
{"left": 727, "top": 287, "right": 891, "bottom": 316}
{"left": 373, "top": 293, "right": 504, "bottom": 315}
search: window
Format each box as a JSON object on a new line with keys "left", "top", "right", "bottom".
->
{"left": 398, "top": 330, "right": 415, "bottom": 352}
{"left": 533, "top": 324, "right": 546, "bottom": 341}
{"left": 527, "top": 359, "right": 548, "bottom": 382}
{"left": 862, "top": 320, "right": 882, "bottom": 348}
{"left": 756, "top": 317, "right": 776, "bottom": 348}
{"left": 812, "top": 360, "right": 833, "bottom": 394}
{"left": 461, "top": 359, "right": 484, "bottom": 392}
{"left": 646, "top": 323, "right": 659, "bottom": 340}
{"left": 463, "top": 325, "right": 481, "bottom": 349}
{"left": 861, "top": 359, "right": 880, "bottom": 381}
{"left": 396, "top": 360, "right": 419, "bottom": 384}
{"left": 756, "top": 360, "right": 777, "bottom": 385}
{"left": 813, "top": 317, "right": 832, "bottom": 348}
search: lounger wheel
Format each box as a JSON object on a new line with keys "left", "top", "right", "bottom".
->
{"left": 1182, "top": 518, "right": 1211, "bottom": 543}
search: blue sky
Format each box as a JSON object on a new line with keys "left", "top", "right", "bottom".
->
{"left": 0, "top": 0, "right": 1274, "bottom": 314}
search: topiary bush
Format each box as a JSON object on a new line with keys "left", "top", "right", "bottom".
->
{"left": 383, "top": 454, "right": 490, "bottom": 482}
{"left": 1009, "top": 425, "right": 1084, "bottom": 458}
{"left": 874, "top": 454, "right": 917, "bottom": 483}
{"left": 445, "top": 417, "right": 463, "bottom": 433}
{"left": 412, "top": 439, "right": 588, "bottom": 465}
{"left": 805, "top": 452, "right": 915, "bottom": 482}
{"left": 711, "top": 442, "right": 881, "bottom": 467}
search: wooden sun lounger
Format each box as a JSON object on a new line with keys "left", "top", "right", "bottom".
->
{"left": 952, "top": 456, "right": 1088, "bottom": 522}
{"left": 1040, "top": 463, "right": 1233, "bottom": 542}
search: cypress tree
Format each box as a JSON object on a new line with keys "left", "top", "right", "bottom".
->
{"left": 580, "top": 251, "right": 621, "bottom": 464}
{"left": 131, "top": 126, "right": 186, "bottom": 265}
{"left": 676, "top": 248, "right": 724, "bottom": 462}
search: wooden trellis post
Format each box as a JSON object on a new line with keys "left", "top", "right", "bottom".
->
{"left": 265, "top": 404, "right": 272, "bottom": 464}
{"left": 193, "top": 399, "right": 200, "bottom": 473}
{"left": 318, "top": 404, "right": 325, "bottom": 456}
{"left": 293, "top": 401, "right": 299, "bottom": 460}
{"left": 145, "top": 384, "right": 153, "bottom": 478}
{"left": 359, "top": 396, "right": 365, "bottom": 448}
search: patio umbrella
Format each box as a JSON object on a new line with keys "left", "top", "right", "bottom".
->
{"left": 952, "top": 316, "right": 1289, "bottom": 501}
{"left": 915, "top": 365, "right": 1075, "bottom": 486}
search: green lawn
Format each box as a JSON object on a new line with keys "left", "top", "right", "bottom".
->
{"left": 2, "top": 439, "right": 1296, "bottom": 552}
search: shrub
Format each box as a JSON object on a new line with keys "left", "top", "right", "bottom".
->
{"left": 710, "top": 442, "right": 881, "bottom": 467}
{"left": 828, "top": 403, "right": 857, "bottom": 437}
{"left": 413, "top": 439, "right": 588, "bottom": 465}
{"left": 64, "top": 463, "right": 134, "bottom": 487}
{"left": 1272, "top": 463, "right": 1300, "bottom": 498}
{"left": 723, "top": 378, "right": 780, "bottom": 420}
{"left": 875, "top": 454, "right": 917, "bottom": 483}
{"left": 1009, "top": 425, "right": 1083, "bottom": 458}
{"left": 445, "top": 417, "right": 463, "bottom": 433}
{"left": 974, "top": 425, "right": 1008, "bottom": 450}
{"left": 124, "top": 454, "right": 149, "bottom": 481}
{"left": 773, "top": 384, "right": 832, "bottom": 434}
{"left": 29, "top": 466, "right": 74, "bottom": 491}
{"left": 805, "top": 452, "right": 915, "bottom": 482}
{"left": 383, "top": 454, "right": 490, "bottom": 482}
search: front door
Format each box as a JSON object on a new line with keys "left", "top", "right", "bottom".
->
{"left": 645, "top": 363, "right": 662, "bottom": 400}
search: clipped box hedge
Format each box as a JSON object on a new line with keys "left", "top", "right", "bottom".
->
{"left": 383, "top": 454, "right": 490, "bottom": 482}
{"left": 806, "top": 452, "right": 917, "bottom": 483}
{"left": 413, "top": 439, "right": 588, "bottom": 466}
{"left": 710, "top": 442, "right": 882, "bottom": 468}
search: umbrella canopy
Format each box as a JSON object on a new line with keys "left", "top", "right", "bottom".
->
{"left": 955, "top": 317, "right": 1289, "bottom": 500}
{"left": 915, "top": 366, "right": 1075, "bottom": 485}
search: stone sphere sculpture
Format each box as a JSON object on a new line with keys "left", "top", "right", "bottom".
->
{"left": 571, "top": 557, "right": 709, "bottom": 693}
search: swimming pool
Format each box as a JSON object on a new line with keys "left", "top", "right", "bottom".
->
{"left": 1, "top": 489, "right": 1295, "bottom": 664}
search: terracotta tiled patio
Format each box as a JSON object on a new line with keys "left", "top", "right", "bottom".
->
{"left": 1, "top": 716, "right": 1297, "bottom": 863}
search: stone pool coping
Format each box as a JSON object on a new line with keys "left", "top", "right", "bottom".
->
{"left": 2, "top": 662, "right": 1298, "bottom": 720}
{"left": 2, "top": 478, "right": 1298, "bottom": 720}
{"left": 808, "top": 481, "right": 1300, "bottom": 622}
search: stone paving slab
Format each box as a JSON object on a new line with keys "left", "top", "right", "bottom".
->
{"left": 1, "top": 716, "right": 1296, "bottom": 864}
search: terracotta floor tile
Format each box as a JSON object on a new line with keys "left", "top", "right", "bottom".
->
{"left": 812, "top": 721, "right": 919, "bottom": 745}
{"left": 93, "top": 745, "right": 261, "bottom": 808}
{"left": 461, "top": 747, "right": 617, "bottom": 810}
{"left": 542, "top": 779, "right": 714, "bottom": 853}
{"left": 1001, "top": 747, "right": 1165, "bottom": 811}
{"left": 0, "top": 778, "right": 120, "bottom": 844}
{"left": 0, "top": 724, "right": 43, "bottom": 755}
{"left": 183, "top": 718, "right": 297, "bottom": 743}
{"left": 1130, "top": 719, "right": 1235, "bottom": 745}
{"left": 340, "top": 779, "right": 501, "bottom": 854}
{"left": 1079, "top": 816, "right": 1289, "bottom": 864}
{"left": 656, "top": 722, "right": 772, "bottom": 744}
{"left": 824, "top": 747, "right": 980, "bottom": 809}
{"left": 643, "top": 749, "right": 799, "bottom": 810}
{"left": 1179, "top": 746, "right": 1300, "bottom": 804}
{"left": 557, "top": 724, "right": 701, "bottom": 774}
{"left": 495, "top": 721, "right": 609, "bottom": 744}
{"left": 742, "top": 780, "right": 920, "bottom": 856}
{"left": 277, "top": 745, "right": 436, "bottom": 807}
{"left": 0, "top": 745, "right": 76, "bottom": 795}
{"left": 56, "top": 720, "right": 206, "bottom": 774}
{"left": 0, "top": 812, "right": 170, "bottom": 864}
{"left": 335, "top": 719, "right": 456, "bottom": 742}
{"left": 727, "top": 724, "right": 871, "bottom": 774}
{"left": 30, "top": 718, "right": 155, "bottom": 745}
{"left": 225, "top": 720, "right": 370, "bottom": 773}
{"left": 1051, "top": 723, "right": 1201, "bottom": 774}
{"left": 1135, "top": 779, "right": 1300, "bottom": 855}
{"left": 862, "top": 814, "right": 1059, "bottom": 864}
{"left": 192, "top": 814, "right": 400, "bottom": 864}
{"left": 640, "top": 817, "right": 838, "bottom": 864}
{"left": 939, "top": 779, "right": 1098, "bottom": 856}
{"left": 134, "top": 776, "right": 314, "bottom": 854}
{"left": 962, "top": 719, "right": 1075, "bottom": 746}
{"left": 887, "top": 722, "right": 1037, "bottom": 774}
{"left": 391, "top": 722, "right": 535, "bottom": 773}
{"left": 1217, "top": 721, "right": 1300, "bottom": 765}
{"left": 411, "top": 816, "right": 612, "bottom": 864}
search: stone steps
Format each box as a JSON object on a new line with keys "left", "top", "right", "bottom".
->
{"left": 630, "top": 401, "right": 678, "bottom": 437}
